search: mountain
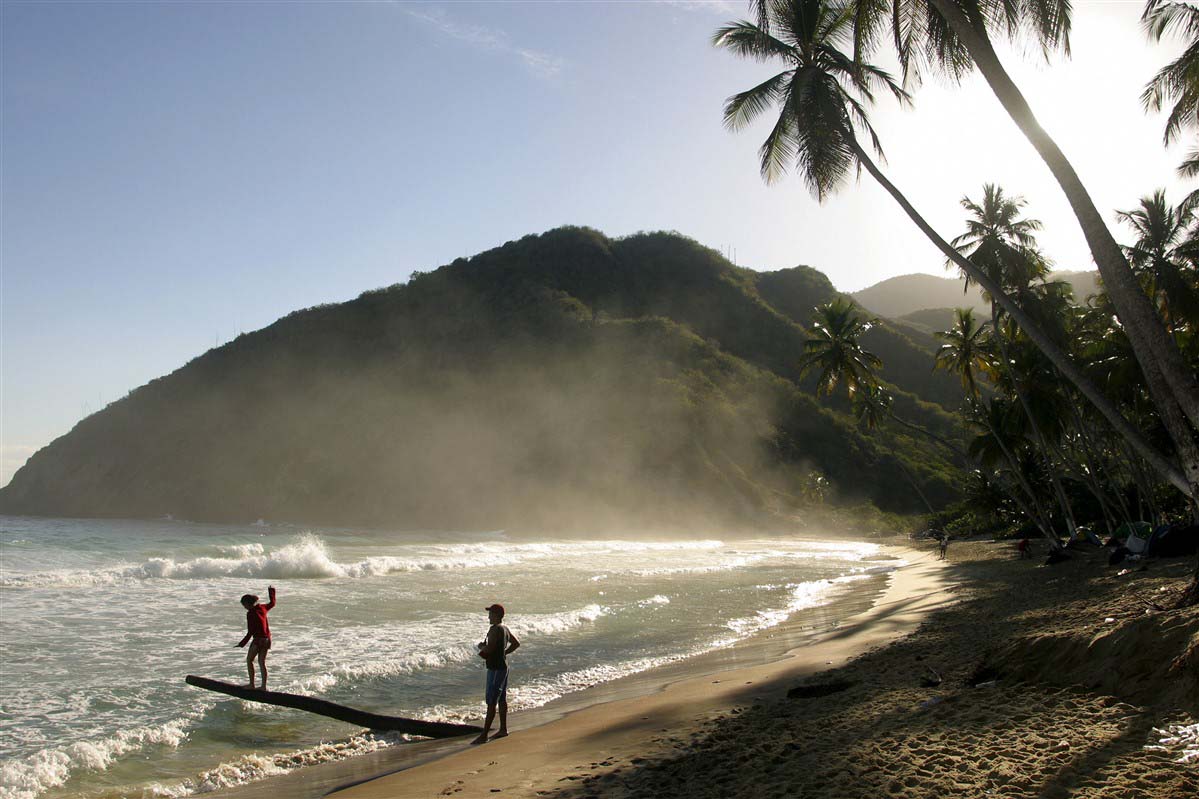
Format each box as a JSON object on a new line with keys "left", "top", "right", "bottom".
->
{"left": 0, "top": 228, "right": 963, "bottom": 530}
{"left": 851, "top": 270, "right": 1102, "bottom": 324}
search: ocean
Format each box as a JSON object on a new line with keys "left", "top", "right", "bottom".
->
{"left": 0, "top": 516, "right": 899, "bottom": 799}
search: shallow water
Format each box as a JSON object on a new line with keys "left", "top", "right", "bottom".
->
{"left": 0, "top": 516, "right": 896, "bottom": 799}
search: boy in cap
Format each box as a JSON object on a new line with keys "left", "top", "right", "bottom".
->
{"left": 472, "top": 603, "right": 520, "bottom": 744}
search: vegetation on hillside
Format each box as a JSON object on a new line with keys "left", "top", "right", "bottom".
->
{"left": 0, "top": 228, "right": 962, "bottom": 530}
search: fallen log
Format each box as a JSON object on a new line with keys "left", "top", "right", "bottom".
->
{"left": 185, "top": 675, "right": 482, "bottom": 738}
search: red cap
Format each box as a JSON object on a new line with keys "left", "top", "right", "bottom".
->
{"left": 484, "top": 604, "right": 505, "bottom": 615}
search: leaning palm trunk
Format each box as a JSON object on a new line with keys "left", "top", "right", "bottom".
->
{"left": 894, "top": 453, "right": 937, "bottom": 515}
{"left": 887, "top": 412, "right": 963, "bottom": 457}
{"left": 985, "top": 430, "right": 1057, "bottom": 543}
{"left": 989, "top": 304, "right": 1079, "bottom": 536}
{"left": 845, "top": 136, "right": 1194, "bottom": 501}
{"left": 924, "top": 0, "right": 1199, "bottom": 500}
{"left": 1066, "top": 401, "right": 1132, "bottom": 531}
{"left": 970, "top": 403, "right": 1058, "bottom": 544}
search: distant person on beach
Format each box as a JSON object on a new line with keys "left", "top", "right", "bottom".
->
{"left": 236, "top": 585, "right": 276, "bottom": 690}
{"left": 472, "top": 603, "right": 521, "bottom": 744}
{"left": 938, "top": 535, "right": 949, "bottom": 560}
{"left": 1017, "top": 538, "right": 1031, "bottom": 559}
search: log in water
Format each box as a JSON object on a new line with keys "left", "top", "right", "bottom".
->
{"left": 185, "top": 675, "right": 483, "bottom": 738}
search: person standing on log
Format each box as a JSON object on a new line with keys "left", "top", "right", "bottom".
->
{"left": 472, "top": 603, "right": 520, "bottom": 744}
{"left": 236, "top": 585, "right": 276, "bottom": 690}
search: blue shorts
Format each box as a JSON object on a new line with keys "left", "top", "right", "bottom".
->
{"left": 485, "top": 668, "right": 509, "bottom": 705}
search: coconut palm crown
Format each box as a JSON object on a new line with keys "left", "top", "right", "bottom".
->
{"left": 712, "top": 0, "right": 910, "bottom": 199}
{"left": 796, "top": 298, "right": 883, "bottom": 396}
{"left": 934, "top": 307, "right": 993, "bottom": 397}
{"left": 1116, "top": 189, "right": 1199, "bottom": 328}
{"left": 948, "top": 183, "right": 1049, "bottom": 298}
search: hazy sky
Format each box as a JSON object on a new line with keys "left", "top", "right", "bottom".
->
{"left": 1, "top": 0, "right": 1192, "bottom": 485}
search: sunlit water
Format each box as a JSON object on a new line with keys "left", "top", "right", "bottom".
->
{"left": 0, "top": 516, "right": 897, "bottom": 799}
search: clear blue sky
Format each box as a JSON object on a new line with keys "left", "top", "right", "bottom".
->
{"left": 1, "top": 0, "right": 1190, "bottom": 485}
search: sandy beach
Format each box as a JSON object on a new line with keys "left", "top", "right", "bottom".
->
{"left": 331, "top": 541, "right": 1199, "bottom": 799}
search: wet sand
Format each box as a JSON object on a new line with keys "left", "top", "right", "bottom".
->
{"left": 331, "top": 541, "right": 1199, "bottom": 799}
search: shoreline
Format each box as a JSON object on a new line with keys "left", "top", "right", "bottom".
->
{"left": 368, "top": 538, "right": 1197, "bottom": 799}
{"left": 326, "top": 545, "right": 952, "bottom": 799}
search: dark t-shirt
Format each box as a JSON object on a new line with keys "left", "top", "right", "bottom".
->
{"left": 485, "top": 623, "right": 510, "bottom": 671}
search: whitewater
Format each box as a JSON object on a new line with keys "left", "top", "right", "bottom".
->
{"left": 0, "top": 516, "right": 897, "bottom": 799}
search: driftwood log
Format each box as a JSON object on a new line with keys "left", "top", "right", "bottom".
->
{"left": 185, "top": 675, "right": 482, "bottom": 738}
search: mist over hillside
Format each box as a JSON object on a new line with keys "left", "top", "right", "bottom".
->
{"left": 1, "top": 228, "right": 963, "bottom": 530}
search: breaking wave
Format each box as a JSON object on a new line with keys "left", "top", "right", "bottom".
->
{"left": 726, "top": 574, "right": 873, "bottom": 636}
{"left": 1, "top": 536, "right": 728, "bottom": 588}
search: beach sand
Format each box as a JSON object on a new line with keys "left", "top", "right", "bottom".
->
{"left": 332, "top": 541, "right": 1199, "bottom": 799}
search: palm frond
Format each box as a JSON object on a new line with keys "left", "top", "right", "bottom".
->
{"left": 924, "top": 1, "right": 975, "bottom": 83}
{"left": 1019, "top": 0, "right": 1072, "bottom": 58}
{"left": 851, "top": 0, "right": 891, "bottom": 64}
{"left": 712, "top": 20, "right": 796, "bottom": 62}
{"left": 758, "top": 88, "right": 799, "bottom": 184}
{"left": 722, "top": 70, "right": 794, "bottom": 131}
{"left": 1141, "top": 38, "right": 1199, "bottom": 144}
{"left": 1177, "top": 146, "right": 1199, "bottom": 178}
{"left": 1143, "top": 0, "right": 1199, "bottom": 41}
{"left": 891, "top": 0, "right": 925, "bottom": 84}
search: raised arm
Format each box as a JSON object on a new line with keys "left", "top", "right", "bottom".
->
{"left": 263, "top": 585, "right": 276, "bottom": 611}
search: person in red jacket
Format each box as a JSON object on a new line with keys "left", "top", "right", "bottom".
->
{"left": 236, "top": 586, "right": 276, "bottom": 690}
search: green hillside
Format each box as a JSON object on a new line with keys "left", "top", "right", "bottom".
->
{"left": 0, "top": 228, "right": 963, "bottom": 530}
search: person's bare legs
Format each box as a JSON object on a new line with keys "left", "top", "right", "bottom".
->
{"left": 246, "top": 642, "right": 259, "bottom": 689}
{"left": 492, "top": 701, "right": 508, "bottom": 738}
{"left": 257, "top": 647, "right": 269, "bottom": 691}
{"left": 472, "top": 702, "right": 497, "bottom": 744}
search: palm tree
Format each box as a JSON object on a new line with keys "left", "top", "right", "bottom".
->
{"left": 796, "top": 298, "right": 883, "bottom": 396}
{"left": 949, "top": 184, "right": 1079, "bottom": 534}
{"left": 850, "top": 381, "right": 892, "bottom": 428}
{"left": 933, "top": 308, "right": 992, "bottom": 398}
{"left": 714, "top": 0, "right": 1194, "bottom": 501}
{"left": 797, "top": 297, "right": 963, "bottom": 459}
{"left": 934, "top": 308, "right": 1062, "bottom": 544}
{"left": 1116, "top": 189, "right": 1199, "bottom": 329}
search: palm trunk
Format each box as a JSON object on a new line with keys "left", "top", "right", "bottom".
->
{"left": 925, "top": 0, "right": 1199, "bottom": 499}
{"left": 971, "top": 401, "right": 1058, "bottom": 544}
{"left": 894, "top": 453, "right": 937, "bottom": 515}
{"left": 987, "top": 443, "right": 1057, "bottom": 544}
{"left": 889, "top": 413, "right": 962, "bottom": 456}
{"left": 989, "top": 304, "right": 1079, "bottom": 535}
{"left": 845, "top": 137, "right": 1194, "bottom": 499}
{"left": 998, "top": 472, "right": 1056, "bottom": 544}
{"left": 1067, "top": 400, "right": 1132, "bottom": 531}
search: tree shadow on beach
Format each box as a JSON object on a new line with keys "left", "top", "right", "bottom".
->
{"left": 544, "top": 546, "right": 1199, "bottom": 799}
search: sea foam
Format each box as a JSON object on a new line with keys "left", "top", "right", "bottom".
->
{"left": 0, "top": 716, "right": 195, "bottom": 799}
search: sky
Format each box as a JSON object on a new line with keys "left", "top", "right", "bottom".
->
{"left": 1, "top": 0, "right": 1193, "bottom": 486}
